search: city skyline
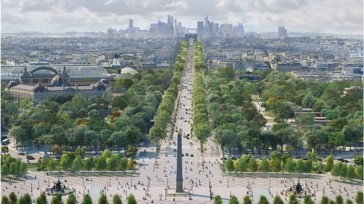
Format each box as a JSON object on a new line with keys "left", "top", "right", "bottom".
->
{"left": 1, "top": 0, "right": 363, "bottom": 35}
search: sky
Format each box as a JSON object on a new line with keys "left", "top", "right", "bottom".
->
{"left": 1, "top": 0, "right": 363, "bottom": 34}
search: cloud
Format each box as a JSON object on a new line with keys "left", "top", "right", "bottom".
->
{"left": 1, "top": 0, "right": 362, "bottom": 34}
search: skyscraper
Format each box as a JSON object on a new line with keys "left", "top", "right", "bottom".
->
{"left": 129, "top": 19, "right": 133, "bottom": 30}
{"left": 197, "top": 21, "right": 204, "bottom": 38}
{"left": 278, "top": 26, "right": 287, "bottom": 39}
{"left": 237, "top": 23, "right": 245, "bottom": 37}
{"left": 129, "top": 19, "right": 134, "bottom": 35}
{"left": 167, "top": 15, "right": 174, "bottom": 36}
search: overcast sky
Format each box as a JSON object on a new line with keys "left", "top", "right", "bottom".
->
{"left": 1, "top": 0, "right": 363, "bottom": 34}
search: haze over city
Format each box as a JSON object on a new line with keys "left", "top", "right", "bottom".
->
{"left": 1, "top": 0, "right": 363, "bottom": 34}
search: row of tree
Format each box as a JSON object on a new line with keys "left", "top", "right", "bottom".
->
{"left": 331, "top": 161, "right": 363, "bottom": 180}
{"left": 214, "top": 191, "right": 363, "bottom": 204}
{"left": 148, "top": 41, "right": 188, "bottom": 150}
{"left": 1, "top": 192, "right": 138, "bottom": 204}
{"left": 38, "top": 149, "right": 135, "bottom": 172}
{"left": 204, "top": 67, "right": 267, "bottom": 156}
{"left": 224, "top": 153, "right": 363, "bottom": 180}
{"left": 192, "top": 42, "right": 211, "bottom": 152}
{"left": 1, "top": 154, "right": 27, "bottom": 177}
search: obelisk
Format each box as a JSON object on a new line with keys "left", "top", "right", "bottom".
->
{"left": 176, "top": 129, "right": 183, "bottom": 192}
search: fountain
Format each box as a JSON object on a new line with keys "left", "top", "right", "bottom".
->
{"left": 285, "top": 180, "right": 313, "bottom": 198}
{"left": 45, "top": 178, "right": 73, "bottom": 196}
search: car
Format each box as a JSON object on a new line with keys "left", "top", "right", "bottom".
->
{"left": 231, "top": 157, "right": 237, "bottom": 160}
{"left": 338, "top": 158, "right": 349, "bottom": 163}
{"left": 185, "top": 153, "right": 189, "bottom": 156}
{"left": 181, "top": 154, "right": 184, "bottom": 157}
{"left": 27, "top": 156, "right": 35, "bottom": 160}
{"left": 1, "top": 139, "right": 10, "bottom": 145}
{"left": 221, "top": 157, "right": 227, "bottom": 160}
{"left": 190, "top": 154, "right": 194, "bottom": 157}
{"left": 18, "top": 152, "right": 26, "bottom": 155}
{"left": 173, "top": 154, "right": 176, "bottom": 157}
{"left": 173, "top": 149, "right": 177, "bottom": 152}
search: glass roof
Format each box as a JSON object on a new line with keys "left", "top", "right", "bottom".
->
{"left": 1, "top": 64, "right": 109, "bottom": 81}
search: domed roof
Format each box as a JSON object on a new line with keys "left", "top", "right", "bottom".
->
{"left": 120, "top": 67, "right": 139, "bottom": 75}
{"left": 50, "top": 74, "right": 70, "bottom": 87}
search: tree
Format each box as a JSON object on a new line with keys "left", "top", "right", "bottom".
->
{"left": 215, "top": 128, "right": 236, "bottom": 157}
{"left": 83, "top": 157, "right": 95, "bottom": 171}
{"left": 60, "top": 154, "right": 72, "bottom": 171}
{"left": 248, "top": 157, "right": 258, "bottom": 172}
{"left": 225, "top": 157, "right": 235, "bottom": 173}
{"left": 336, "top": 195, "right": 344, "bottom": 204}
{"left": 9, "top": 125, "right": 27, "bottom": 144}
{"left": 343, "top": 124, "right": 362, "bottom": 151}
{"left": 2, "top": 196, "right": 10, "bottom": 204}
{"left": 356, "top": 191, "right": 363, "bottom": 204}
{"left": 51, "top": 194, "right": 62, "bottom": 204}
{"left": 304, "top": 196, "right": 314, "bottom": 204}
{"left": 127, "top": 146, "right": 138, "bottom": 159}
{"left": 66, "top": 194, "right": 77, "bottom": 204}
{"left": 340, "top": 163, "right": 348, "bottom": 178}
{"left": 243, "top": 195, "right": 252, "bottom": 204}
{"left": 285, "top": 158, "right": 295, "bottom": 173}
{"left": 354, "top": 156, "right": 363, "bottom": 166}
{"left": 18, "top": 194, "right": 32, "bottom": 204}
{"left": 36, "top": 192, "right": 47, "bottom": 204}
{"left": 346, "top": 199, "right": 354, "bottom": 204}
{"left": 321, "top": 196, "right": 329, "bottom": 204}
{"left": 273, "top": 196, "right": 284, "bottom": 204}
{"left": 9, "top": 192, "right": 17, "bottom": 204}
{"left": 289, "top": 195, "right": 298, "bottom": 204}
{"left": 72, "top": 157, "right": 83, "bottom": 172}
{"left": 1, "top": 163, "right": 9, "bottom": 177}
{"left": 119, "top": 157, "right": 128, "bottom": 171}
{"left": 324, "top": 155, "right": 334, "bottom": 172}
{"left": 112, "top": 194, "right": 122, "bottom": 204}
{"left": 356, "top": 165, "right": 363, "bottom": 180}
{"left": 98, "top": 194, "right": 109, "bottom": 204}
{"left": 82, "top": 194, "right": 92, "bottom": 204}
{"left": 346, "top": 165, "right": 356, "bottom": 180}
{"left": 214, "top": 195, "right": 223, "bottom": 204}
{"left": 296, "top": 159, "right": 305, "bottom": 173}
{"left": 127, "top": 194, "right": 137, "bottom": 204}
{"left": 107, "top": 156, "right": 118, "bottom": 171}
{"left": 229, "top": 195, "right": 239, "bottom": 204}
{"left": 260, "top": 158, "right": 270, "bottom": 172}
{"left": 297, "top": 113, "right": 315, "bottom": 127}
{"left": 258, "top": 196, "right": 269, "bottom": 204}
{"left": 96, "top": 156, "right": 107, "bottom": 171}
{"left": 302, "top": 95, "right": 317, "bottom": 108}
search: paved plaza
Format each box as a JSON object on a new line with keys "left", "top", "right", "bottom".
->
{"left": 1, "top": 41, "right": 363, "bottom": 203}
